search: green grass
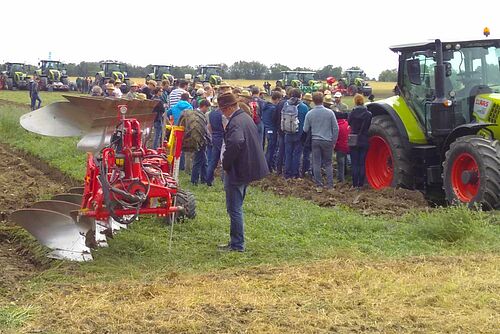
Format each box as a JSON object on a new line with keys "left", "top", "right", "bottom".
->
{"left": 0, "top": 96, "right": 498, "bottom": 282}
{"left": 0, "top": 90, "right": 499, "bottom": 334}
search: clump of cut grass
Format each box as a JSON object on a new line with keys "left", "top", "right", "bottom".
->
{"left": 0, "top": 305, "right": 34, "bottom": 331}
{"left": 407, "top": 205, "right": 485, "bottom": 243}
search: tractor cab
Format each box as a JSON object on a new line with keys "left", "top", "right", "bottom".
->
{"left": 298, "top": 71, "right": 316, "bottom": 85}
{"left": 393, "top": 39, "right": 500, "bottom": 139}
{"left": 277, "top": 71, "right": 300, "bottom": 88}
{"left": 195, "top": 65, "right": 222, "bottom": 85}
{"left": 97, "top": 61, "right": 130, "bottom": 92}
{"left": 147, "top": 65, "right": 174, "bottom": 84}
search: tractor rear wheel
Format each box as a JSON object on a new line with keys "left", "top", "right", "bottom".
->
{"left": 366, "top": 115, "right": 414, "bottom": 189}
{"left": 443, "top": 136, "right": 500, "bottom": 210}
{"left": 6, "top": 78, "right": 13, "bottom": 90}
{"left": 165, "top": 189, "right": 196, "bottom": 224}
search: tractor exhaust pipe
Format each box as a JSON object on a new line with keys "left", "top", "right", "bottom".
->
{"left": 434, "top": 39, "right": 446, "bottom": 100}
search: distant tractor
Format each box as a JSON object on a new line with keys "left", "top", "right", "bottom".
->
{"left": 0, "top": 62, "right": 30, "bottom": 90}
{"left": 336, "top": 69, "right": 372, "bottom": 96}
{"left": 276, "top": 71, "right": 327, "bottom": 92}
{"left": 365, "top": 37, "right": 500, "bottom": 210}
{"left": 95, "top": 61, "right": 131, "bottom": 93}
{"left": 35, "top": 60, "right": 69, "bottom": 91}
{"left": 146, "top": 65, "right": 174, "bottom": 85}
{"left": 194, "top": 65, "right": 222, "bottom": 86}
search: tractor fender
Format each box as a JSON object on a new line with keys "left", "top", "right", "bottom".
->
{"left": 367, "top": 102, "right": 410, "bottom": 148}
{"left": 441, "top": 122, "right": 497, "bottom": 159}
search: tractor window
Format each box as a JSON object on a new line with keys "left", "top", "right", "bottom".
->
{"left": 205, "top": 68, "right": 220, "bottom": 76}
{"left": 107, "top": 64, "right": 121, "bottom": 72}
{"left": 402, "top": 54, "right": 436, "bottom": 129}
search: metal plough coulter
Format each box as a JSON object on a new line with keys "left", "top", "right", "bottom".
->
{"left": 12, "top": 96, "right": 193, "bottom": 261}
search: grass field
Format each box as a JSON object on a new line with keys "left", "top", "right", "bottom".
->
{"left": 0, "top": 89, "right": 499, "bottom": 333}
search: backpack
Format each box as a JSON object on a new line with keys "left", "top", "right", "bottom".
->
{"left": 249, "top": 100, "right": 260, "bottom": 124}
{"left": 178, "top": 109, "right": 209, "bottom": 152}
{"left": 280, "top": 101, "right": 299, "bottom": 134}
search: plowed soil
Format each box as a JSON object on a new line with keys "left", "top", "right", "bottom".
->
{"left": 0, "top": 143, "right": 67, "bottom": 302}
{"left": 254, "top": 175, "right": 429, "bottom": 216}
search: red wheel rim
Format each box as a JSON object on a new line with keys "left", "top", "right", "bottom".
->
{"left": 366, "top": 136, "right": 393, "bottom": 189}
{"left": 451, "top": 153, "right": 479, "bottom": 202}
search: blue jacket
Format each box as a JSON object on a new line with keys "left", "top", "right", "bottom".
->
{"left": 261, "top": 101, "right": 276, "bottom": 130}
{"left": 168, "top": 100, "right": 193, "bottom": 125}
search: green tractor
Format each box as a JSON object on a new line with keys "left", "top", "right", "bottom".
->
{"left": 194, "top": 65, "right": 222, "bottom": 86}
{"left": 35, "top": 60, "right": 69, "bottom": 91}
{"left": 365, "top": 38, "right": 500, "bottom": 210}
{"left": 276, "top": 71, "right": 327, "bottom": 92}
{"left": 95, "top": 61, "right": 131, "bottom": 93}
{"left": 1, "top": 62, "right": 30, "bottom": 90}
{"left": 276, "top": 71, "right": 301, "bottom": 89}
{"left": 146, "top": 65, "right": 174, "bottom": 85}
{"left": 338, "top": 69, "right": 372, "bottom": 96}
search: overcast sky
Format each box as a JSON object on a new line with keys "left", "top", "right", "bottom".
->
{"left": 2, "top": 0, "right": 499, "bottom": 78}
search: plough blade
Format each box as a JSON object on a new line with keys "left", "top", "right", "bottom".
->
{"left": 19, "top": 95, "right": 157, "bottom": 152}
{"left": 32, "top": 200, "right": 80, "bottom": 215}
{"left": 51, "top": 193, "right": 83, "bottom": 205}
{"left": 10, "top": 209, "right": 92, "bottom": 262}
{"left": 68, "top": 187, "right": 85, "bottom": 195}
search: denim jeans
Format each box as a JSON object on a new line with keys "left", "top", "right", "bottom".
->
{"left": 30, "top": 94, "right": 42, "bottom": 110}
{"left": 206, "top": 138, "right": 223, "bottom": 185}
{"left": 224, "top": 175, "right": 247, "bottom": 251}
{"left": 264, "top": 128, "right": 277, "bottom": 172}
{"left": 284, "top": 134, "right": 303, "bottom": 178}
{"left": 350, "top": 146, "right": 368, "bottom": 187}
{"left": 153, "top": 119, "right": 163, "bottom": 149}
{"left": 275, "top": 132, "right": 285, "bottom": 174}
{"left": 312, "top": 139, "right": 334, "bottom": 188}
{"left": 301, "top": 144, "right": 311, "bottom": 177}
{"left": 336, "top": 151, "right": 347, "bottom": 182}
{"left": 191, "top": 146, "right": 207, "bottom": 184}
{"left": 256, "top": 121, "right": 264, "bottom": 148}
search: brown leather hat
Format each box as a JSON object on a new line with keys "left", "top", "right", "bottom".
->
{"left": 218, "top": 92, "right": 238, "bottom": 109}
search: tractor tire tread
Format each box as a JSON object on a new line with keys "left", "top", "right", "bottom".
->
{"left": 443, "top": 136, "right": 500, "bottom": 210}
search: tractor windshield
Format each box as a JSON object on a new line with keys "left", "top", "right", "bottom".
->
{"left": 10, "top": 64, "right": 23, "bottom": 72}
{"left": 285, "top": 72, "right": 299, "bottom": 81}
{"left": 448, "top": 45, "right": 500, "bottom": 92}
{"left": 157, "top": 66, "right": 171, "bottom": 76}
{"left": 44, "top": 61, "right": 59, "bottom": 69}
{"left": 204, "top": 67, "right": 220, "bottom": 76}
{"left": 301, "top": 73, "right": 315, "bottom": 82}
{"left": 106, "top": 63, "right": 122, "bottom": 73}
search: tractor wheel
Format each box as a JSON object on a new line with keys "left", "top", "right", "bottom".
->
{"left": 443, "top": 136, "right": 500, "bottom": 210}
{"left": 40, "top": 77, "right": 48, "bottom": 91}
{"left": 165, "top": 189, "right": 196, "bottom": 224}
{"left": 366, "top": 115, "right": 414, "bottom": 189}
{"left": 6, "top": 78, "right": 13, "bottom": 90}
{"left": 348, "top": 84, "right": 358, "bottom": 95}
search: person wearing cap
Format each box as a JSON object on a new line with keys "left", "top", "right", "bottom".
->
{"left": 191, "top": 88, "right": 206, "bottom": 109}
{"left": 125, "top": 82, "right": 139, "bottom": 99}
{"left": 218, "top": 82, "right": 232, "bottom": 95}
{"left": 105, "top": 83, "right": 115, "bottom": 97}
{"left": 206, "top": 97, "right": 224, "bottom": 186}
{"left": 332, "top": 91, "right": 348, "bottom": 113}
{"left": 217, "top": 92, "right": 269, "bottom": 252}
{"left": 237, "top": 90, "right": 254, "bottom": 118}
{"left": 302, "top": 93, "right": 313, "bottom": 109}
{"left": 303, "top": 92, "right": 339, "bottom": 191}
{"left": 113, "top": 80, "right": 123, "bottom": 98}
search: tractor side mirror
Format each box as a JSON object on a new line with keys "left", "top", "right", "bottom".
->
{"left": 406, "top": 59, "right": 421, "bottom": 85}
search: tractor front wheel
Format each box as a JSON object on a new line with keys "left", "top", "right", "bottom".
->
{"left": 443, "top": 136, "right": 500, "bottom": 210}
{"left": 366, "top": 115, "right": 414, "bottom": 189}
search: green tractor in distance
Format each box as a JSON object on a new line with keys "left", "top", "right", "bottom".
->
{"left": 146, "top": 65, "right": 174, "bottom": 85}
{"left": 337, "top": 69, "right": 372, "bottom": 96}
{"left": 0, "top": 62, "right": 30, "bottom": 90}
{"left": 276, "top": 71, "right": 301, "bottom": 89}
{"left": 35, "top": 60, "right": 69, "bottom": 91}
{"left": 95, "top": 61, "right": 131, "bottom": 93}
{"left": 194, "top": 65, "right": 222, "bottom": 86}
{"left": 365, "top": 38, "right": 500, "bottom": 210}
{"left": 297, "top": 71, "right": 329, "bottom": 93}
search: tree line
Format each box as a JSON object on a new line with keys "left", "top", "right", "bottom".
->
{"left": 59, "top": 61, "right": 396, "bottom": 82}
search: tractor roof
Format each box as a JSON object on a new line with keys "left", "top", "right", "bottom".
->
{"left": 153, "top": 64, "right": 172, "bottom": 67}
{"left": 390, "top": 38, "right": 500, "bottom": 53}
{"left": 281, "top": 71, "right": 299, "bottom": 74}
{"left": 100, "top": 60, "right": 123, "bottom": 64}
{"left": 298, "top": 71, "right": 316, "bottom": 74}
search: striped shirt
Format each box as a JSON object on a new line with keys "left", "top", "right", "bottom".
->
{"left": 168, "top": 88, "right": 187, "bottom": 109}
